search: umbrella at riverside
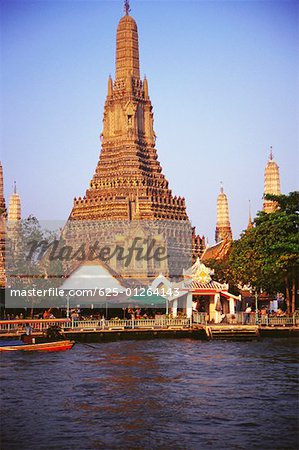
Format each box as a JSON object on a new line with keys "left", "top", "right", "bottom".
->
{"left": 126, "top": 293, "right": 167, "bottom": 308}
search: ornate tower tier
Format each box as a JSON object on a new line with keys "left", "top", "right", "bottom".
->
{"left": 70, "top": 7, "right": 189, "bottom": 222}
{"left": 215, "top": 184, "right": 232, "bottom": 243}
{"left": 263, "top": 147, "right": 281, "bottom": 213}
{"left": 116, "top": 14, "right": 140, "bottom": 80}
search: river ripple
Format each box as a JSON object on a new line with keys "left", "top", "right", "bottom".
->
{"left": 1, "top": 338, "right": 298, "bottom": 450}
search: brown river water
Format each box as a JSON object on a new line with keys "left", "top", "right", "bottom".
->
{"left": 1, "top": 338, "right": 298, "bottom": 450}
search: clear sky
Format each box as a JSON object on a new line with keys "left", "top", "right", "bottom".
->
{"left": 1, "top": 0, "right": 298, "bottom": 243}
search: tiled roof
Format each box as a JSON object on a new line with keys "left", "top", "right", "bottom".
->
{"left": 184, "top": 279, "right": 227, "bottom": 291}
{"left": 201, "top": 239, "right": 231, "bottom": 262}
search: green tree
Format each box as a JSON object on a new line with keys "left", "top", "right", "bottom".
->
{"left": 7, "top": 216, "right": 63, "bottom": 314}
{"left": 203, "top": 256, "right": 239, "bottom": 296}
{"left": 229, "top": 192, "right": 299, "bottom": 313}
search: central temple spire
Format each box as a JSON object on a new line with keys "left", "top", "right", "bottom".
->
{"left": 66, "top": 2, "right": 206, "bottom": 277}
{"left": 70, "top": 6, "right": 189, "bottom": 223}
{"left": 115, "top": 6, "right": 140, "bottom": 80}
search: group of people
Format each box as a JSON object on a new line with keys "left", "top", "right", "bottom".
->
{"left": 42, "top": 309, "right": 56, "bottom": 319}
{"left": 69, "top": 308, "right": 157, "bottom": 321}
{"left": 3, "top": 313, "right": 25, "bottom": 320}
{"left": 243, "top": 305, "right": 287, "bottom": 324}
{"left": 126, "top": 308, "right": 152, "bottom": 320}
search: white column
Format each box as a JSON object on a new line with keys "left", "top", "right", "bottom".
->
{"left": 214, "top": 293, "right": 221, "bottom": 324}
{"left": 209, "top": 296, "right": 215, "bottom": 323}
{"left": 229, "top": 297, "right": 235, "bottom": 314}
{"left": 186, "top": 293, "right": 193, "bottom": 319}
{"left": 172, "top": 299, "right": 178, "bottom": 318}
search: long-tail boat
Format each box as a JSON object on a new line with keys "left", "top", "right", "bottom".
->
{"left": 0, "top": 339, "right": 75, "bottom": 352}
{"left": 0, "top": 324, "right": 75, "bottom": 352}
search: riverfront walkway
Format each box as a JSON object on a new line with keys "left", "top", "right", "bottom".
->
{"left": 0, "top": 316, "right": 298, "bottom": 341}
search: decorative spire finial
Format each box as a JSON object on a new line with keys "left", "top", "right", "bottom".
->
{"left": 249, "top": 199, "right": 252, "bottom": 222}
{"left": 269, "top": 146, "right": 273, "bottom": 160}
{"left": 14, "top": 181, "right": 17, "bottom": 194}
{"left": 124, "top": 0, "right": 130, "bottom": 15}
{"left": 220, "top": 181, "right": 223, "bottom": 193}
{"left": 247, "top": 200, "right": 253, "bottom": 230}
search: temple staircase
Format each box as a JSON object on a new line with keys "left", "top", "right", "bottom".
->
{"left": 206, "top": 325, "right": 260, "bottom": 341}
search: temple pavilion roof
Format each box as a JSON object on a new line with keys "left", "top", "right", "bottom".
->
{"left": 200, "top": 239, "right": 231, "bottom": 262}
{"left": 180, "top": 258, "right": 228, "bottom": 292}
{"left": 184, "top": 279, "right": 228, "bottom": 291}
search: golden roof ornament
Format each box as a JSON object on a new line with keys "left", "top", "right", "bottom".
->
{"left": 194, "top": 264, "right": 213, "bottom": 283}
{"left": 184, "top": 258, "right": 214, "bottom": 283}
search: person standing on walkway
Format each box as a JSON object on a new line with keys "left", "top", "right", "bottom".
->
{"left": 244, "top": 305, "right": 252, "bottom": 324}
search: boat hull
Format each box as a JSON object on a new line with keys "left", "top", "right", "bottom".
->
{"left": 0, "top": 340, "right": 75, "bottom": 352}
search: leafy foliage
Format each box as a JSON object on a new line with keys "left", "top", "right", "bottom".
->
{"left": 7, "top": 216, "right": 63, "bottom": 308}
{"left": 203, "top": 257, "right": 239, "bottom": 296}
{"left": 229, "top": 192, "right": 299, "bottom": 312}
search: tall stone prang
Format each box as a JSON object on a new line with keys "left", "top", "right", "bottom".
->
{"left": 69, "top": 5, "right": 189, "bottom": 222}
{"left": 263, "top": 147, "right": 281, "bottom": 213}
{"left": 215, "top": 183, "right": 232, "bottom": 243}
{"left": 63, "top": 2, "right": 205, "bottom": 280}
{"left": 0, "top": 162, "right": 7, "bottom": 287}
{"left": 8, "top": 182, "right": 21, "bottom": 222}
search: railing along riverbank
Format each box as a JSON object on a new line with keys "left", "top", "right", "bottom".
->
{"left": 67, "top": 317, "right": 191, "bottom": 330}
{"left": 0, "top": 317, "right": 191, "bottom": 334}
{"left": 0, "top": 312, "right": 298, "bottom": 335}
{"left": 221, "top": 312, "right": 299, "bottom": 327}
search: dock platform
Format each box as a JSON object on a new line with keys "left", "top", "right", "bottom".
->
{"left": 0, "top": 318, "right": 298, "bottom": 343}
